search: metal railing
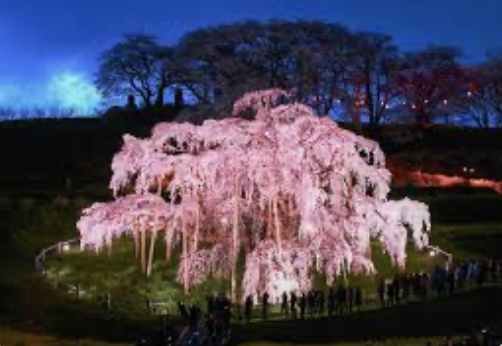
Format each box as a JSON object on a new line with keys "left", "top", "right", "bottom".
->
{"left": 35, "top": 238, "right": 81, "bottom": 274}
{"left": 34, "top": 238, "right": 177, "bottom": 314}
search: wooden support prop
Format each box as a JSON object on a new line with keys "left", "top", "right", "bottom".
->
{"left": 165, "top": 227, "right": 172, "bottom": 262}
{"left": 273, "top": 193, "right": 283, "bottom": 254}
{"left": 141, "top": 229, "right": 146, "bottom": 274}
{"left": 147, "top": 230, "right": 157, "bottom": 277}
{"left": 134, "top": 231, "right": 139, "bottom": 258}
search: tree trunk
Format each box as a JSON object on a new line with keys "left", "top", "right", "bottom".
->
{"left": 353, "top": 83, "right": 362, "bottom": 134}
{"left": 157, "top": 178, "right": 162, "bottom": 195}
{"left": 365, "top": 80, "right": 375, "bottom": 128}
{"left": 141, "top": 229, "right": 146, "bottom": 274}
{"left": 174, "top": 88, "right": 184, "bottom": 109}
{"left": 165, "top": 227, "right": 173, "bottom": 262}
{"left": 142, "top": 95, "right": 153, "bottom": 109}
{"left": 155, "top": 86, "right": 165, "bottom": 108}
{"left": 147, "top": 230, "right": 157, "bottom": 277}
{"left": 134, "top": 231, "right": 139, "bottom": 258}
{"left": 416, "top": 106, "right": 431, "bottom": 128}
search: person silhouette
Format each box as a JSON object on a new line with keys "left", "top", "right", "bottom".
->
{"left": 281, "top": 291, "right": 289, "bottom": 317}
{"left": 299, "top": 293, "right": 306, "bottom": 320}
{"left": 328, "top": 287, "right": 336, "bottom": 318}
{"left": 290, "top": 291, "right": 297, "bottom": 320}
{"left": 244, "top": 295, "right": 253, "bottom": 323}
{"left": 262, "top": 291, "right": 269, "bottom": 321}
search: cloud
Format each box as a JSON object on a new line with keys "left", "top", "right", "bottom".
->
{"left": 0, "top": 70, "right": 102, "bottom": 115}
{"left": 46, "top": 71, "right": 102, "bottom": 113}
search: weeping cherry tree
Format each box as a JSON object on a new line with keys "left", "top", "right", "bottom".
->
{"left": 77, "top": 89, "right": 431, "bottom": 303}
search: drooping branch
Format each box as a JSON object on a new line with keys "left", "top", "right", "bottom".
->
{"left": 78, "top": 89, "right": 432, "bottom": 304}
{"left": 273, "top": 192, "right": 283, "bottom": 254}
{"left": 193, "top": 206, "right": 200, "bottom": 253}
{"left": 165, "top": 227, "right": 173, "bottom": 262}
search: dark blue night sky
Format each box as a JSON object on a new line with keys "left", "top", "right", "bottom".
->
{"left": 1, "top": 0, "right": 501, "bottom": 111}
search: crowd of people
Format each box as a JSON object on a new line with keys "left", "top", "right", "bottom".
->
{"left": 242, "top": 285, "right": 365, "bottom": 322}
{"left": 138, "top": 257, "right": 502, "bottom": 345}
{"left": 239, "top": 258, "right": 502, "bottom": 322}
{"left": 176, "top": 294, "right": 233, "bottom": 346}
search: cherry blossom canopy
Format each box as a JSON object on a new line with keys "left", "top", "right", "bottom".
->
{"left": 77, "top": 89, "right": 431, "bottom": 302}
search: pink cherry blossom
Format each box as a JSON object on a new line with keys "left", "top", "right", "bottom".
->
{"left": 77, "top": 89, "right": 431, "bottom": 301}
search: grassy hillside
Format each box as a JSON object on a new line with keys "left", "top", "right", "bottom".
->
{"left": 0, "top": 117, "right": 140, "bottom": 198}
{"left": 384, "top": 126, "right": 502, "bottom": 181}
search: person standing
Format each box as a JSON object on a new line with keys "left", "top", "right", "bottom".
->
{"left": 402, "top": 275, "right": 410, "bottom": 302}
{"left": 393, "top": 276, "right": 401, "bottom": 305}
{"left": 347, "top": 286, "right": 354, "bottom": 314}
{"left": 328, "top": 287, "right": 336, "bottom": 318}
{"left": 307, "top": 290, "right": 316, "bottom": 319}
{"left": 290, "top": 291, "right": 297, "bottom": 320}
{"left": 495, "top": 259, "right": 502, "bottom": 281}
{"left": 377, "top": 277, "right": 385, "bottom": 307}
{"left": 337, "top": 284, "right": 347, "bottom": 315}
{"left": 386, "top": 280, "right": 395, "bottom": 306}
{"left": 281, "top": 291, "right": 289, "bottom": 318}
{"left": 317, "top": 290, "right": 325, "bottom": 318}
{"left": 299, "top": 293, "right": 306, "bottom": 320}
{"left": 355, "top": 287, "right": 362, "bottom": 313}
{"left": 447, "top": 268, "right": 455, "bottom": 297}
{"left": 262, "top": 291, "right": 269, "bottom": 321}
{"left": 206, "top": 294, "right": 215, "bottom": 318}
{"left": 244, "top": 295, "right": 253, "bottom": 323}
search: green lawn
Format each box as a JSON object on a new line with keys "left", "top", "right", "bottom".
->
{"left": 43, "top": 236, "right": 445, "bottom": 316}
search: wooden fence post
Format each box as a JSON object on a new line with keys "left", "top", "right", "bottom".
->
{"left": 146, "top": 298, "right": 151, "bottom": 314}
{"left": 106, "top": 293, "right": 111, "bottom": 310}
